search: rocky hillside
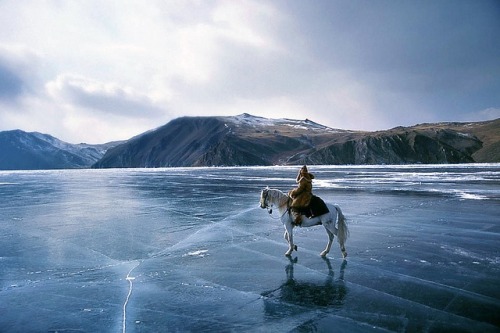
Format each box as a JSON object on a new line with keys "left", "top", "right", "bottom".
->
{"left": 0, "top": 130, "right": 120, "bottom": 170}
{"left": 93, "top": 114, "right": 500, "bottom": 168}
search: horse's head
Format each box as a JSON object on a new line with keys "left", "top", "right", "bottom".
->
{"left": 260, "top": 187, "right": 270, "bottom": 209}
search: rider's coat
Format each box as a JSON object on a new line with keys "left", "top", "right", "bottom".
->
{"left": 288, "top": 171, "right": 314, "bottom": 209}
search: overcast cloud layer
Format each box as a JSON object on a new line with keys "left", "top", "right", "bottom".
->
{"left": 0, "top": 0, "right": 499, "bottom": 143}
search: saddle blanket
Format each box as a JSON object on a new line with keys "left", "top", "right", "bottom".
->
{"left": 298, "top": 195, "right": 330, "bottom": 218}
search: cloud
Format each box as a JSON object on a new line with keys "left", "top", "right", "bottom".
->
{"left": 469, "top": 108, "right": 500, "bottom": 122}
{"left": 278, "top": 1, "right": 500, "bottom": 125}
{"left": 46, "top": 74, "right": 166, "bottom": 118}
{"left": 163, "top": 1, "right": 500, "bottom": 131}
{"left": 0, "top": 0, "right": 498, "bottom": 143}
{"left": 0, "top": 45, "right": 41, "bottom": 102}
{"left": 0, "top": 60, "right": 24, "bottom": 100}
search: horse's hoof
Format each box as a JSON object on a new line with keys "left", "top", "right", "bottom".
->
{"left": 320, "top": 251, "right": 327, "bottom": 257}
{"left": 342, "top": 251, "right": 347, "bottom": 258}
{"left": 294, "top": 245, "right": 298, "bottom": 251}
{"left": 285, "top": 252, "right": 292, "bottom": 257}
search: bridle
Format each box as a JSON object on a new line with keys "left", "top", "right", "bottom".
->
{"left": 261, "top": 189, "right": 272, "bottom": 213}
{"left": 261, "top": 188, "right": 291, "bottom": 220}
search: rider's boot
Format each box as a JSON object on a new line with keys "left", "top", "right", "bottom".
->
{"left": 292, "top": 209, "right": 302, "bottom": 226}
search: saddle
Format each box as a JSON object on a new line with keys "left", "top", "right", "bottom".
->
{"left": 297, "top": 195, "right": 329, "bottom": 218}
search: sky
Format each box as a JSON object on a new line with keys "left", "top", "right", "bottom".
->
{"left": 0, "top": 0, "right": 499, "bottom": 144}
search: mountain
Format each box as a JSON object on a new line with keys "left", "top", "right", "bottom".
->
{"left": 0, "top": 130, "right": 121, "bottom": 170}
{"left": 93, "top": 114, "right": 345, "bottom": 168}
{"left": 93, "top": 114, "right": 500, "bottom": 168}
{"left": 2, "top": 115, "right": 497, "bottom": 170}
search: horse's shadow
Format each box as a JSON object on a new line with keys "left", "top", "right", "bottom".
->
{"left": 261, "top": 257, "right": 348, "bottom": 309}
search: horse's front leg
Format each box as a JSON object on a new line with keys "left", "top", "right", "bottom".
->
{"left": 284, "top": 222, "right": 296, "bottom": 256}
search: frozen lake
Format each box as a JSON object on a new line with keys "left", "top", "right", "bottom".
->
{"left": 1, "top": 165, "right": 499, "bottom": 332}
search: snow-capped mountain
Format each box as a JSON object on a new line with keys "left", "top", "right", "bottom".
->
{"left": 93, "top": 114, "right": 499, "bottom": 168}
{"left": 92, "top": 114, "right": 350, "bottom": 168}
{"left": 0, "top": 130, "right": 120, "bottom": 170}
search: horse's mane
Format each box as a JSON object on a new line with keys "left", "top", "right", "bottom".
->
{"left": 267, "top": 188, "right": 290, "bottom": 208}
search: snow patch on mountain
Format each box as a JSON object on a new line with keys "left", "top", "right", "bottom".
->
{"left": 222, "top": 113, "right": 343, "bottom": 132}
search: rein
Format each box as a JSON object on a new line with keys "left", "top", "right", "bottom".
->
{"left": 267, "top": 206, "right": 290, "bottom": 220}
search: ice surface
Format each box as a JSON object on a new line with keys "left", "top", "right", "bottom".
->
{"left": 0, "top": 165, "right": 499, "bottom": 332}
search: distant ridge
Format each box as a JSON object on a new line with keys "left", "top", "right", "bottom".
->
{"left": 92, "top": 114, "right": 500, "bottom": 168}
{"left": 1, "top": 115, "right": 498, "bottom": 170}
{"left": 0, "top": 130, "right": 121, "bottom": 170}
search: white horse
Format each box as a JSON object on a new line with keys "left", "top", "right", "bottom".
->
{"left": 260, "top": 188, "right": 349, "bottom": 258}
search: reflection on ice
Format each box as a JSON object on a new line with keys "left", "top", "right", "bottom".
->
{"left": 262, "top": 257, "right": 347, "bottom": 309}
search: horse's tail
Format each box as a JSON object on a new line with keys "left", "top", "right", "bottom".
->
{"left": 333, "top": 204, "right": 349, "bottom": 246}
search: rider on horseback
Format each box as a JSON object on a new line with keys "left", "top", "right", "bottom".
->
{"left": 288, "top": 165, "right": 315, "bottom": 225}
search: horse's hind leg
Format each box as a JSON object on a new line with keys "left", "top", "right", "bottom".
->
{"left": 320, "top": 226, "right": 334, "bottom": 257}
{"left": 340, "top": 243, "right": 347, "bottom": 258}
{"left": 337, "top": 226, "right": 347, "bottom": 258}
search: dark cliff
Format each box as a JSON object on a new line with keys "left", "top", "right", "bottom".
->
{"left": 299, "top": 129, "right": 482, "bottom": 165}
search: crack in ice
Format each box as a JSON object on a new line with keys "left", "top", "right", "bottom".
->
{"left": 122, "top": 261, "right": 140, "bottom": 333}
